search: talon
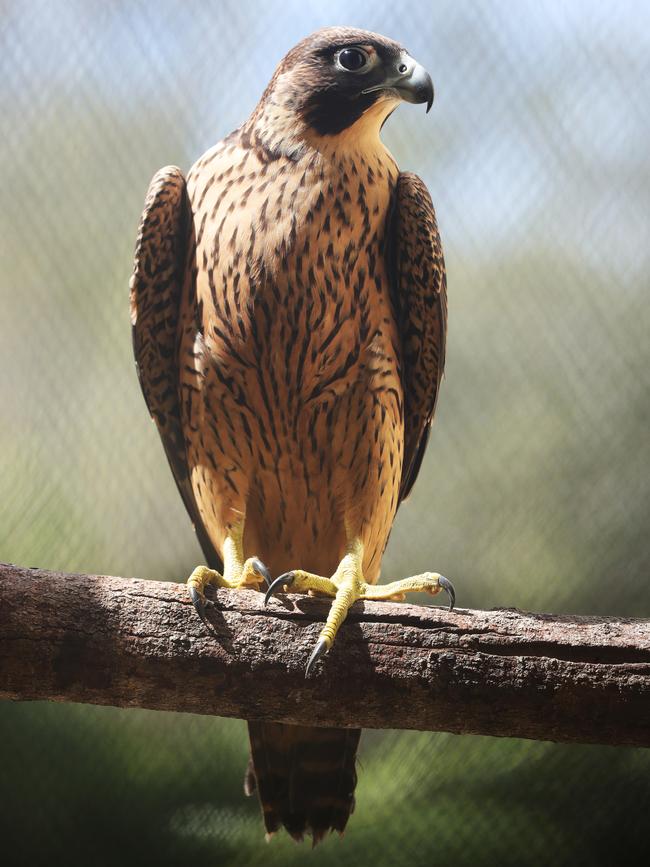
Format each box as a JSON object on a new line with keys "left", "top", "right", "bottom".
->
{"left": 250, "top": 557, "right": 272, "bottom": 588}
{"left": 439, "top": 575, "right": 455, "bottom": 611}
{"left": 189, "top": 586, "right": 212, "bottom": 629}
{"left": 264, "top": 571, "right": 295, "bottom": 605}
{"left": 305, "top": 637, "right": 330, "bottom": 677}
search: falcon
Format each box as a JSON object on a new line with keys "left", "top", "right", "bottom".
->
{"left": 130, "top": 26, "right": 453, "bottom": 843}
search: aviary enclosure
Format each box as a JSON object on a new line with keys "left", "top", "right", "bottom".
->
{"left": 1, "top": 1, "right": 648, "bottom": 865}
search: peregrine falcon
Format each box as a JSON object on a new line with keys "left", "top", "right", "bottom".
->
{"left": 130, "top": 26, "right": 452, "bottom": 843}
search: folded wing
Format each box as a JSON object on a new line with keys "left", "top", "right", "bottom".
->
{"left": 129, "top": 166, "right": 223, "bottom": 571}
{"left": 391, "top": 172, "right": 448, "bottom": 503}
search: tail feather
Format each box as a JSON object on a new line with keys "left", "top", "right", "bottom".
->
{"left": 246, "top": 721, "right": 361, "bottom": 844}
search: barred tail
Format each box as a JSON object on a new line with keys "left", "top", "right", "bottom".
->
{"left": 245, "top": 721, "right": 361, "bottom": 844}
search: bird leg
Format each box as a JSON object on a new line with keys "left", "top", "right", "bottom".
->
{"left": 264, "top": 539, "right": 455, "bottom": 675}
{"left": 187, "top": 522, "right": 271, "bottom": 630}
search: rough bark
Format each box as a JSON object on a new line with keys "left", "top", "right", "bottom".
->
{"left": 0, "top": 562, "right": 648, "bottom": 747}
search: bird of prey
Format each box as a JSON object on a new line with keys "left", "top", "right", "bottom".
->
{"left": 130, "top": 26, "right": 452, "bottom": 843}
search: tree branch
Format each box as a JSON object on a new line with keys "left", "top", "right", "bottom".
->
{"left": 1, "top": 563, "right": 648, "bottom": 747}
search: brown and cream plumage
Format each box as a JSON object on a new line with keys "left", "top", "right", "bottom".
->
{"left": 130, "top": 26, "right": 452, "bottom": 843}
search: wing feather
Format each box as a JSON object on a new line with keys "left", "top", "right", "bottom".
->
{"left": 129, "top": 166, "right": 223, "bottom": 571}
{"left": 390, "top": 171, "right": 447, "bottom": 504}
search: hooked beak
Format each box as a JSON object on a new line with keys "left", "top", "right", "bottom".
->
{"left": 363, "top": 53, "right": 434, "bottom": 113}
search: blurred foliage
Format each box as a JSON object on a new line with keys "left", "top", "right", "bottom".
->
{"left": 1, "top": 1, "right": 649, "bottom": 865}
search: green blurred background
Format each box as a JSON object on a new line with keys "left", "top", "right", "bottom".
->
{"left": 1, "top": 0, "right": 649, "bottom": 864}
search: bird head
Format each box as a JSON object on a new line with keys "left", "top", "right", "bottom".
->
{"left": 248, "top": 27, "right": 433, "bottom": 153}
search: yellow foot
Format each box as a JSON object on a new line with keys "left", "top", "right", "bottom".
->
{"left": 361, "top": 572, "right": 455, "bottom": 607}
{"left": 187, "top": 556, "right": 271, "bottom": 630}
{"left": 263, "top": 570, "right": 339, "bottom": 602}
{"left": 264, "top": 542, "right": 454, "bottom": 676}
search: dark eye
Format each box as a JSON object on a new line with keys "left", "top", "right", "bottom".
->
{"left": 337, "top": 48, "right": 368, "bottom": 72}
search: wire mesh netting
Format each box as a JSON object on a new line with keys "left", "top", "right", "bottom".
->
{"left": 1, "top": 1, "right": 649, "bottom": 864}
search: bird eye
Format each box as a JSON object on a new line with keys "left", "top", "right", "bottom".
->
{"left": 337, "top": 48, "right": 368, "bottom": 72}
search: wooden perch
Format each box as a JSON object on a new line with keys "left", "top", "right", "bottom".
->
{"left": 0, "top": 562, "right": 648, "bottom": 747}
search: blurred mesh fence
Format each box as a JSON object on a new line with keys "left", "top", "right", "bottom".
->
{"left": 1, "top": 0, "right": 649, "bottom": 864}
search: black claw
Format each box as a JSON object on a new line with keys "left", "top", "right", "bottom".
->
{"left": 251, "top": 557, "right": 272, "bottom": 588}
{"left": 189, "top": 587, "right": 211, "bottom": 629}
{"left": 439, "top": 575, "right": 455, "bottom": 611}
{"left": 264, "top": 571, "right": 295, "bottom": 606}
{"left": 305, "top": 637, "right": 329, "bottom": 677}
